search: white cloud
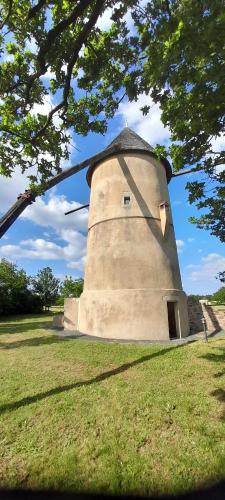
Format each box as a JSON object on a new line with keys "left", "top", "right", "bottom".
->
{"left": 176, "top": 239, "right": 185, "bottom": 253}
{"left": 30, "top": 93, "right": 63, "bottom": 129}
{"left": 118, "top": 94, "right": 170, "bottom": 146}
{"left": 22, "top": 193, "right": 88, "bottom": 233}
{"left": 97, "top": 1, "right": 148, "bottom": 33}
{"left": 96, "top": 5, "right": 134, "bottom": 31}
{"left": 31, "top": 94, "right": 52, "bottom": 117}
{"left": 0, "top": 230, "right": 87, "bottom": 272}
{"left": 0, "top": 167, "right": 37, "bottom": 214}
{"left": 210, "top": 134, "right": 225, "bottom": 153}
{"left": 0, "top": 193, "right": 89, "bottom": 272}
{"left": 97, "top": 7, "right": 114, "bottom": 30}
{"left": 30, "top": 94, "right": 77, "bottom": 165}
{"left": 25, "top": 37, "right": 38, "bottom": 53}
{"left": 187, "top": 238, "right": 195, "bottom": 243}
{"left": 0, "top": 97, "right": 77, "bottom": 216}
{"left": 187, "top": 253, "right": 225, "bottom": 283}
{"left": 209, "top": 134, "right": 225, "bottom": 175}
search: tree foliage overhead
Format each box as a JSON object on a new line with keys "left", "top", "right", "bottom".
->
{"left": 0, "top": 0, "right": 139, "bottom": 187}
{"left": 133, "top": 0, "right": 225, "bottom": 241}
{"left": 0, "top": 0, "right": 224, "bottom": 240}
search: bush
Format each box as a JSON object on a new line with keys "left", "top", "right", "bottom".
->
{"left": 210, "top": 287, "right": 225, "bottom": 305}
{"left": 57, "top": 277, "right": 84, "bottom": 305}
{"left": 0, "top": 258, "right": 43, "bottom": 315}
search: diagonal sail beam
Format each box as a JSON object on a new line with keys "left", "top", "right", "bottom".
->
{"left": 0, "top": 144, "right": 120, "bottom": 239}
{"left": 65, "top": 204, "right": 89, "bottom": 215}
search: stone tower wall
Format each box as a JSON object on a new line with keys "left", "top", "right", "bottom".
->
{"left": 187, "top": 297, "right": 225, "bottom": 334}
{"left": 78, "top": 152, "right": 189, "bottom": 340}
{"left": 84, "top": 152, "right": 182, "bottom": 292}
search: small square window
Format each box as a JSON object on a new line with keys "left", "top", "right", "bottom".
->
{"left": 124, "top": 195, "right": 130, "bottom": 206}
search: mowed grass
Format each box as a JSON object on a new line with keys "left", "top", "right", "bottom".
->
{"left": 0, "top": 314, "right": 225, "bottom": 495}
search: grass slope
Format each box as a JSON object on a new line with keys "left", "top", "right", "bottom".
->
{"left": 0, "top": 313, "right": 225, "bottom": 495}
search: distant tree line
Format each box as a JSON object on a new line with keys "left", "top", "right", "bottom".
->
{"left": 189, "top": 272, "right": 225, "bottom": 306}
{"left": 0, "top": 258, "right": 224, "bottom": 316}
{"left": 0, "top": 259, "right": 83, "bottom": 316}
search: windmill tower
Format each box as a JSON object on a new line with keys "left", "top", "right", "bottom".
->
{"left": 76, "top": 127, "right": 189, "bottom": 341}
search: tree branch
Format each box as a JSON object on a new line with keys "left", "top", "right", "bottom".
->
{"left": 36, "top": 0, "right": 93, "bottom": 72}
{"left": 32, "top": 0, "right": 106, "bottom": 139}
{"left": 172, "top": 166, "right": 203, "bottom": 178}
{"left": 0, "top": 126, "right": 30, "bottom": 141}
{"left": 6, "top": 0, "right": 94, "bottom": 97}
{"left": 3, "top": 0, "right": 106, "bottom": 147}
{"left": 0, "top": 143, "right": 120, "bottom": 239}
{"left": 27, "top": 0, "right": 48, "bottom": 20}
{"left": 0, "top": 0, "right": 13, "bottom": 29}
{"left": 31, "top": 102, "right": 64, "bottom": 141}
{"left": 164, "top": 0, "right": 171, "bottom": 18}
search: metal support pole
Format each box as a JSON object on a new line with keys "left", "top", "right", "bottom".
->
{"left": 202, "top": 317, "right": 208, "bottom": 342}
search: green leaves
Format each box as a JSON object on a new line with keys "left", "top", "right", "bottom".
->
{"left": 0, "top": 0, "right": 142, "bottom": 188}
{"left": 163, "top": 20, "right": 184, "bottom": 59}
{"left": 58, "top": 276, "right": 84, "bottom": 305}
{"left": 153, "top": 144, "right": 168, "bottom": 161}
{"left": 0, "top": 0, "right": 224, "bottom": 241}
{"left": 186, "top": 181, "right": 205, "bottom": 204}
{"left": 0, "top": 258, "right": 43, "bottom": 315}
{"left": 210, "top": 287, "right": 225, "bottom": 305}
{"left": 141, "top": 105, "right": 150, "bottom": 116}
{"left": 32, "top": 267, "right": 60, "bottom": 309}
{"left": 135, "top": 0, "right": 225, "bottom": 241}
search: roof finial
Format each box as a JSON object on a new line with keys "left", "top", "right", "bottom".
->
{"left": 125, "top": 118, "right": 128, "bottom": 128}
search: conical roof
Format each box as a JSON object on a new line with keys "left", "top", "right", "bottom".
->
{"left": 86, "top": 127, "right": 172, "bottom": 185}
{"left": 106, "top": 127, "right": 154, "bottom": 154}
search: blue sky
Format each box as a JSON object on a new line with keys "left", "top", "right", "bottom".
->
{"left": 1, "top": 101, "right": 224, "bottom": 295}
{"left": 0, "top": 6, "right": 224, "bottom": 295}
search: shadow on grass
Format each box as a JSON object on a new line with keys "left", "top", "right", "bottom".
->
{"left": 0, "top": 344, "right": 183, "bottom": 415}
{"left": 0, "top": 335, "right": 68, "bottom": 349}
{"left": 0, "top": 318, "right": 53, "bottom": 335}
{"left": 2, "top": 483, "right": 225, "bottom": 500}
{"left": 200, "top": 347, "right": 225, "bottom": 421}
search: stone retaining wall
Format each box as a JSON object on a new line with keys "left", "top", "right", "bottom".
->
{"left": 187, "top": 297, "right": 225, "bottom": 334}
{"left": 53, "top": 297, "right": 225, "bottom": 336}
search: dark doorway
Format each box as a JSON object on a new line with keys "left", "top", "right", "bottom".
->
{"left": 167, "top": 302, "right": 178, "bottom": 339}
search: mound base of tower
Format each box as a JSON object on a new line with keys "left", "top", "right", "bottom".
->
{"left": 77, "top": 289, "right": 189, "bottom": 341}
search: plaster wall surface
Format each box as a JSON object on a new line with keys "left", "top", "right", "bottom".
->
{"left": 88, "top": 153, "right": 171, "bottom": 228}
{"left": 79, "top": 289, "right": 189, "bottom": 340}
{"left": 64, "top": 298, "right": 79, "bottom": 331}
{"left": 78, "top": 152, "right": 189, "bottom": 340}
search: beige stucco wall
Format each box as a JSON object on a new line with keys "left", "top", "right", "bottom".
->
{"left": 64, "top": 298, "right": 79, "bottom": 331}
{"left": 79, "top": 289, "right": 189, "bottom": 340}
{"left": 78, "top": 152, "right": 189, "bottom": 340}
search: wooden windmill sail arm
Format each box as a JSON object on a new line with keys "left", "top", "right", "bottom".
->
{"left": 0, "top": 192, "right": 35, "bottom": 240}
{"left": 44, "top": 143, "right": 121, "bottom": 193}
{"left": 65, "top": 204, "right": 90, "bottom": 216}
{"left": 0, "top": 144, "right": 120, "bottom": 239}
{"left": 172, "top": 166, "right": 203, "bottom": 177}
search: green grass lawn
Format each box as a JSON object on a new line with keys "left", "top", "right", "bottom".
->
{"left": 0, "top": 313, "right": 225, "bottom": 495}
